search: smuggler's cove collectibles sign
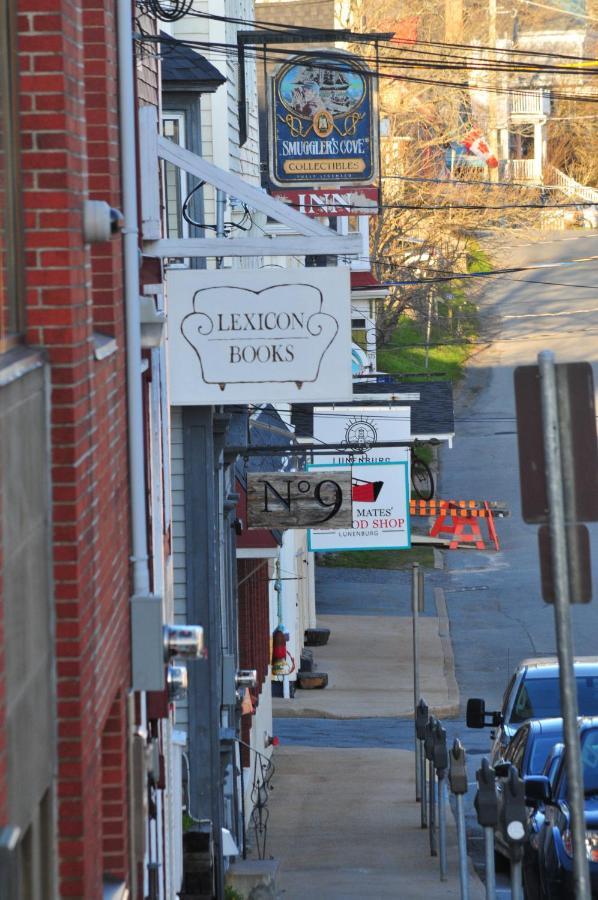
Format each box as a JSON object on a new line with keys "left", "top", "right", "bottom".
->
{"left": 307, "top": 458, "right": 411, "bottom": 552}
{"left": 269, "top": 52, "right": 378, "bottom": 188}
{"left": 167, "top": 268, "right": 352, "bottom": 404}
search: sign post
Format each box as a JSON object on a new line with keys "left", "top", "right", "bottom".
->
{"left": 537, "top": 351, "right": 591, "bottom": 900}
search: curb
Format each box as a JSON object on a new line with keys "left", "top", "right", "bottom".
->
{"left": 433, "top": 586, "right": 460, "bottom": 717}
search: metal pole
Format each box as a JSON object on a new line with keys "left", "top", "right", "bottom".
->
{"left": 456, "top": 794, "right": 469, "bottom": 900}
{"left": 538, "top": 350, "right": 591, "bottom": 900}
{"left": 510, "top": 859, "right": 523, "bottom": 900}
{"left": 216, "top": 188, "right": 226, "bottom": 269}
{"left": 424, "top": 291, "right": 433, "bottom": 368}
{"left": 420, "top": 747, "right": 428, "bottom": 828}
{"left": 429, "top": 759, "right": 437, "bottom": 856}
{"left": 438, "top": 773, "right": 448, "bottom": 881}
{"left": 412, "top": 564, "right": 421, "bottom": 802}
{"left": 484, "top": 826, "right": 496, "bottom": 900}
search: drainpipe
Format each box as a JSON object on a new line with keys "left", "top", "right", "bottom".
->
{"left": 117, "top": 1, "right": 152, "bottom": 894}
{"left": 117, "top": 0, "right": 150, "bottom": 598}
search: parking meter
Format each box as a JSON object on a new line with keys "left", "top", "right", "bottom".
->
{"left": 500, "top": 766, "right": 527, "bottom": 861}
{"left": 433, "top": 722, "right": 449, "bottom": 772}
{"left": 474, "top": 758, "right": 499, "bottom": 827}
{"left": 416, "top": 699, "right": 429, "bottom": 741}
{"left": 449, "top": 739, "right": 468, "bottom": 795}
{"left": 424, "top": 715, "right": 437, "bottom": 761}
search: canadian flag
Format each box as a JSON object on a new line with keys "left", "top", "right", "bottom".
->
{"left": 463, "top": 129, "right": 499, "bottom": 168}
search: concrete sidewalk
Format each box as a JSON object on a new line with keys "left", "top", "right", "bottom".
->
{"left": 267, "top": 747, "right": 485, "bottom": 899}
{"left": 273, "top": 596, "right": 459, "bottom": 719}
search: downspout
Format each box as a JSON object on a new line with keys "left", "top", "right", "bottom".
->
{"left": 117, "top": 1, "right": 151, "bottom": 894}
{"left": 117, "top": 0, "right": 150, "bottom": 598}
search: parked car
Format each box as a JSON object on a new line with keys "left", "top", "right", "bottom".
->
{"left": 524, "top": 718, "right": 598, "bottom": 899}
{"left": 466, "top": 657, "right": 598, "bottom": 763}
{"left": 492, "top": 719, "right": 563, "bottom": 897}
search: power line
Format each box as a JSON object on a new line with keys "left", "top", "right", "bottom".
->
{"left": 136, "top": 32, "right": 598, "bottom": 104}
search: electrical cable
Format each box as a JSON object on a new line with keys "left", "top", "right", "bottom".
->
{"left": 139, "top": 0, "right": 194, "bottom": 22}
{"left": 135, "top": 32, "right": 598, "bottom": 105}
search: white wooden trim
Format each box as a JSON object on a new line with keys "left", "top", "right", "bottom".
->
{"left": 144, "top": 235, "right": 363, "bottom": 258}
{"left": 235, "top": 548, "right": 279, "bottom": 559}
{"left": 139, "top": 106, "right": 162, "bottom": 240}
{"left": 157, "top": 135, "right": 341, "bottom": 239}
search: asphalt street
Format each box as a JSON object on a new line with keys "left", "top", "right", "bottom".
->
{"left": 439, "top": 229, "right": 598, "bottom": 894}
{"left": 275, "top": 230, "right": 598, "bottom": 896}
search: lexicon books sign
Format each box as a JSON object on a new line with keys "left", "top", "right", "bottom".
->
{"left": 167, "top": 268, "right": 352, "bottom": 404}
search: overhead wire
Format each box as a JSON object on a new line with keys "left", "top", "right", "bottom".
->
{"left": 135, "top": 31, "right": 598, "bottom": 105}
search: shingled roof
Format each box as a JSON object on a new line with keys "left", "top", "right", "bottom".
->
{"left": 160, "top": 33, "right": 226, "bottom": 92}
{"left": 291, "top": 379, "right": 454, "bottom": 441}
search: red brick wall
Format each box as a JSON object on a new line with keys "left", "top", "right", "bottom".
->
{"left": 83, "top": 0, "right": 123, "bottom": 336}
{"left": 18, "top": 1, "right": 131, "bottom": 896}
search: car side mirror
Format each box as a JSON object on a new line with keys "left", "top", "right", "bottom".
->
{"left": 467, "top": 698, "right": 502, "bottom": 729}
{"left": 466, "top": 698, "right": 486, "bottom": 728}
{"left": 524, "top": 775, "right": 552, "bottom": 806}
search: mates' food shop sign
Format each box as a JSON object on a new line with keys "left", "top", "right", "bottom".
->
{"left": 269, "top": 51, "right": 378, "bottom": 189}
{"left": 307, "top": 458, "right": 411, "bottom": 552}
{"left": 167, "top": 268, "right": 352, "bottom": 405}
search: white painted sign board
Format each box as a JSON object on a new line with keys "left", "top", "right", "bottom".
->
{"left": 166, "top": 268, "right": 352, "bottom": 404}
{"left": 307, "top": 457, "right": 411, "bottom": 552}
{"left": 313, "top": 406, "right": 411, "bottom": 464}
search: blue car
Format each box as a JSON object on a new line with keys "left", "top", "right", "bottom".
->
{"left": 493, "top": 719, "right": 563, "bottom": 897}
{"left": 525, "top": 718, "right": 598, "bottom": 899}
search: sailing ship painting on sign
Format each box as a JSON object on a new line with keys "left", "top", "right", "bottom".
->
{"left": 167, "top": 268, "right": 352, "bottom": 404}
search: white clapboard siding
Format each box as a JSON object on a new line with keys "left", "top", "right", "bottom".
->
{"left": 170, "top": 407, "right": 188, "bottom": 731}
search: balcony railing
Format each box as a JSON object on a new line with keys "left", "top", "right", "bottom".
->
{"left": 504, "top": 159, "right": 540, "bottom": 182}
{"left": 508, "top": 90, "right": 550, "bottom": 118}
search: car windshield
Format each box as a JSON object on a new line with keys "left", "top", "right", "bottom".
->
{"left": 511, "top": 675, "right": 598, "bottom": 724}
{"left": 582, "top": 729, "right": 598, "bottom": 795}
{"left": 529, "top": 734, "right": 563, "bottom": 775}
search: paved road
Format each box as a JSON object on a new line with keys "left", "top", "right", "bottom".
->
{"left": 438, "top": 229, "right": 598, "bottom": 892}
{"left": 275, "top": 231, "right": 598, "bottom": 896}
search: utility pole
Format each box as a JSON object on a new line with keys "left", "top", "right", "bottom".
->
{"left": 445, "top": 0, "right": 463, "bottom": 44}
{"left": 488, "top": 0, "right": 499, "bottom": 182}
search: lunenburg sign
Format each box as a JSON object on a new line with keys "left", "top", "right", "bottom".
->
{"left": 269, "top": 51, "right": 378, "bottom": 189}
{"left": 167, "top": 268, "right": 352, "bottom": 404}
{"left": 247, "top": 472, "right": 353, "bottom": 529}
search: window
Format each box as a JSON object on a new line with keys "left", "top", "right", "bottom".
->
{"left": 511, "top": 675, "right": 598, "bottom": 724}
{"left": 0, "top": 0, "right": 24, "bottom": 349}
{"left": 351, "top": 317, "right": 367, "bottom": 349}
{"left": 162, "top": 114, "right": 188, "bottom": 241}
